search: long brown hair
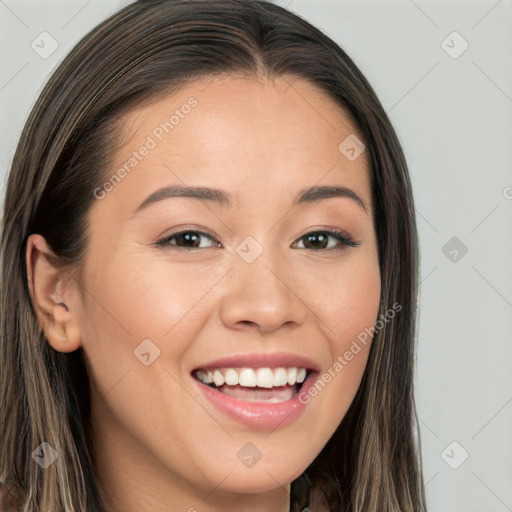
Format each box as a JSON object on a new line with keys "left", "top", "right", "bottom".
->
{"left": 0, "top": 1, "right": 427, "bottom": 510}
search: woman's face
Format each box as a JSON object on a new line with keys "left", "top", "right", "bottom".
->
{"left": 38, "top": 74, "right": 381, "bottom": 508}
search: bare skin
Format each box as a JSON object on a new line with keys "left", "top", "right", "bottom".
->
{"left": 26, "top": 74, "right": 381, "bottom": 512}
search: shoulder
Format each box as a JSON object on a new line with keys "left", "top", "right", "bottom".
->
{"left": 0, "top": 483, "right": 18, "bottom": 512}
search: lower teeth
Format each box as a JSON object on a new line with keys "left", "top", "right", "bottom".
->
{"left": 214, "top": 383, "right": 298, "bottom": 403}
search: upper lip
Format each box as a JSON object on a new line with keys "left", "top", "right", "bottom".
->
{"left": 192, "top": 352, "right": 321, "bottom": 373}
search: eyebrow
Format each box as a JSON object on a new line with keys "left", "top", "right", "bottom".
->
{"left": 130, "top": 184, "right": 369, "bottom": 217}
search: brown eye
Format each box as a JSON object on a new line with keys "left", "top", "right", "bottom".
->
{"left": 155, "top": 230, "right": 219, "bottom": 250}
{"left": 293, "top": 230, "right": 359, "bottom": 250}
{"left": 155, "top": 228, "right": 360, "bottom": 252}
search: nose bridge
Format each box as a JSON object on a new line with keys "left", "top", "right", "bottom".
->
{"left": 219, "top": 234, "right": 308, "bottom": 332}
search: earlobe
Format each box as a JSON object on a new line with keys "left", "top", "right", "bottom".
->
{"left": 26, "top": 234, "right": 82, "bottom": 353}
{"left": 48, "top": 304, "right": 82, "bottom": 353}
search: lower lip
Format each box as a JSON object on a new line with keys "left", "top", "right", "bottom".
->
{"left": 193, "top": 374, "right": 317, "bottom": 431}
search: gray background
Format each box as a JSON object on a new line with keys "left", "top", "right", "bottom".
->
{"left": 1, "top": 1, "right": 511, "bottom": 511}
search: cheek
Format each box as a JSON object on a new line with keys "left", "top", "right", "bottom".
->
{"left": 296, "top": 248, "right": 381, "bottom": 430}
{"left": 77, "top": 253, "right": 230, "bottom": 393}
{"left": 329, "top": 265, "right": 381, "bottom": 347}
{"left": 304, "top": 247, "right": 381, "bottom": 347}
{"left": 329, "top": 258, "right": 381, "bottom": 385}
{"left": 82, "top": 252, "right": 219, "bottom": 339}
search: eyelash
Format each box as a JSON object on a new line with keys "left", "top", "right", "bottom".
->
{"left": 154, "top": 227, "right": 360, "bottom": 251}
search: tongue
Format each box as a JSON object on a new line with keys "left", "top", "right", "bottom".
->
{"left": 216, "top": 384, "right": 296, "bottom": 403}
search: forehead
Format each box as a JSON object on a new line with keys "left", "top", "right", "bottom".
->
{"left": 95, "top": 74, "right": 371, "bottom": 217}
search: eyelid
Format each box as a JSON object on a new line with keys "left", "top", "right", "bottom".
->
{"left": 154, "top": 226, "right": 219, "bottom": 249}
{"left": 154, "top": 225, "right": 360, "bottom": 251}
{"left": 292, "top": 228, "right": 360, "bottom": 249}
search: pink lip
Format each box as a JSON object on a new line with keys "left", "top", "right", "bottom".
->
{"left": 192, "top": 352, "right": 320, "bottom": 372}
{"left": 193, "top": 372, "right": 318, "bottom": 431}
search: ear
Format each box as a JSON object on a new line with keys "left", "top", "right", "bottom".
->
{"left": 26, "top": 234, "right": 82, "bottom": 353}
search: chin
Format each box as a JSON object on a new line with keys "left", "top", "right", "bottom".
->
{"left": 202, "top": 453, "right": 313, "bottom": 495}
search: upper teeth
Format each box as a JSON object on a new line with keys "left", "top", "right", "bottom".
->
{"left": 195, "top": 367, "right": 308, "bottom": 388}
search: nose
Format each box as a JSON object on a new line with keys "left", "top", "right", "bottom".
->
{"left": 219, "top": 251, "right": 308, "bottom": 334}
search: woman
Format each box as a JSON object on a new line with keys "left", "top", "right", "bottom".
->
{"left": 0, "top": 0, "right": 427, "bottom": 510}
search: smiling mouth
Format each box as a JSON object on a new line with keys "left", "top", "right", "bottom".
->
{"left": 191, "top": 366, "right": 311, "bottom": 403}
